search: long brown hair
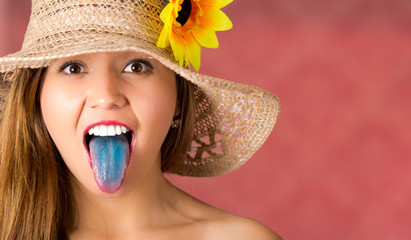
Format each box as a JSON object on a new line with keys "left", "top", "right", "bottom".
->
{"left": 0, "top": 68, "right": 195, "bottom": 239}
{"left": 0, "top": 68, "right": 74, "bottom": 239}
{"left": 161, "top": 74, "right": 196, "bottom": 172}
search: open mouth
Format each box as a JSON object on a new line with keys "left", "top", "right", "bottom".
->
{"left": 84, "top": 124, "right": 133, "bottom": 156}
{"left": 83, "top": 123, "right": 134, "bottom": 193}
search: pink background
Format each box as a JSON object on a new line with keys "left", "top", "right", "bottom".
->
{"left": 1, "top": 0, "right": 411, "bottom": 239}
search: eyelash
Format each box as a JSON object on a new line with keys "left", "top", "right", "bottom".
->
{"left": 57, "top": 61, "right": 83, "bottom": 74}
{"left": 56, "top": 59, "right": 154, "bottom": 74}
{"left": 123, "top": 59, "right": 154, "bottom": 74}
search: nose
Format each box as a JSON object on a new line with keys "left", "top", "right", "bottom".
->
{"left": 85, "top": 72, "right": 127, "bottom": 109}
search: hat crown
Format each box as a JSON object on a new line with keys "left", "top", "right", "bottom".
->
{"left": 23, "top": 0, "right": 169, "bottom": 53}
{"left": 0, "top": 0, "right": 281, "bottom": 177}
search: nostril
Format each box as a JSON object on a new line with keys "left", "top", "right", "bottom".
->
{"left": 87, "top": 96, "right": 127, "bottom": 109}
{"left": 85, "top": 81, "right": 127, "bottom": 109}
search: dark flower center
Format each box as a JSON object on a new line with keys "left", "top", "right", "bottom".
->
{"left": 176, "top": 0, "right": 192, "bottom": 26}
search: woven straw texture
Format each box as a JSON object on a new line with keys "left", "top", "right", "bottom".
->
{"left": 0, "top": 0, "right": 280, "bottom": 177}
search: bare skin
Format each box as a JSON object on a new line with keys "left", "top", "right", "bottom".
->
{"left": 70, "top": 174, "right": 282, "bottom": 240}
{"left": 41, "top": 51, "right": 281, "bottom": 240}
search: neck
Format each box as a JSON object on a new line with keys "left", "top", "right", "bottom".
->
{"left": 71, "top": 169, "right": 176, "bottom": 235}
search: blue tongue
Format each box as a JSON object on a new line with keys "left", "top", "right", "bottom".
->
{"left": 89, "top": 134, "right": 129, "bottom": 193}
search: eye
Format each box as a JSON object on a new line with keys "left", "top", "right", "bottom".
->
{"left": 58, "top": 61, "right": 85, "bottom": 74}
{"left": 123, "top": 59, "right": 153, "bottom": 74}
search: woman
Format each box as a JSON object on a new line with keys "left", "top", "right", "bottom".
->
{"left": 0, "top": 0, "right": 281, "bottom": 239}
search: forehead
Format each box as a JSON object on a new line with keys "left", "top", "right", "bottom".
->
{"left": 49, "top": 51, "right": 156, "bottom": 65}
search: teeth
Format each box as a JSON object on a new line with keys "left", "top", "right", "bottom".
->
{"left": 99, "top": 125, "right": 107, "bottom": 136}
{"left": 88, "top": 127, "right": 95, "bottom": 135}
{"left": 87, "top": 124, "right": 130, "bottom": 136}
{"left": 107, "top": 125, "right": 115, "bottom": 136}
{"left": 115, "top": 125, "right": 122, "bottom": 135}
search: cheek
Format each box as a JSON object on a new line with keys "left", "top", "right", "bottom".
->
{"left": 152, "top": 81, "right": 176, "bottom": 122}
{"left": 40, "top": 81, "right": 98, "bottom": 191}
{"left": 128, "top": 81, "right": 177, "bottom": 158}
{"left": 139, "top": 94, "right": 175, "bottom": 136}
{"left": 40, "top": 83, "right": 79, "bottom": 140}
{"left": 40, "top": 79, "right": 85, "bottom": 160}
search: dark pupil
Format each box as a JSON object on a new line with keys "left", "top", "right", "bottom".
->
{"left": 176, "top": 0, "right": 192, "bottom": 26}
{"left": 70, "top": 64, "right": 81, "bottom": 73}
{"left": 131, "top": 63, "right": 143, "bottom": 72}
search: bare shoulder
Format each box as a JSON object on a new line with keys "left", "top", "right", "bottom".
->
{"left": 169, "top": 186, "right": 282, "bottom": 240}
{"left": 230, "top": 217, "right": 282, "bottom": 240}
{"left": 204, "top": 214, "right": 283, "bottom": 240}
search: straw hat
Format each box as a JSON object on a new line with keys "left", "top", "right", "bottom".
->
{"left": 0, "top": 0, "right": 279, "bottom": 177}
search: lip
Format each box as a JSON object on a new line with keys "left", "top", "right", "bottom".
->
{"left": 83, "top": 120, "right": 135, "bottom": 168}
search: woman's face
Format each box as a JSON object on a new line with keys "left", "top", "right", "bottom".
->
{"left": 40, "top": 51, "right": 178, "bottom": 196}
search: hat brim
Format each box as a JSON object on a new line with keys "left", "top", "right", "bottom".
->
{"left": 0, "top": 32, "right": 280, "bottom": 177}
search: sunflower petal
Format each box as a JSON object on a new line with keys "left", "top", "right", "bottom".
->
{"left": 192, "top": 28, "right": 219, "bottom": 48}
{"left": 200, "top": 7, "right": 233, "bottom": 31}
{"left": 160, "top": 3, "right": 174, "bottom": 23}
{"left": 175, "top": 0, "right": 182, "bottom": 17}
{"left": 200, "top": 0, "right": 233, "bottom": 8}
{"left": 185, "top": 34, "right": 202, "bottom": 71}
{"left": 157, "top": 3, "right": 175, "bottom": 48}
{"left": 157, "top": 26, "right": 170, "bottom": 48}
{"left": 169, "top": 31, "right": 187, "bottom": 66}
{"left": 157, "top": 0, "right": 233, "bottom": 71}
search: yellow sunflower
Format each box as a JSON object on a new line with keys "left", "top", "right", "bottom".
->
{"left": 156, "top": 0, "right": 233, "bottom": 71}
